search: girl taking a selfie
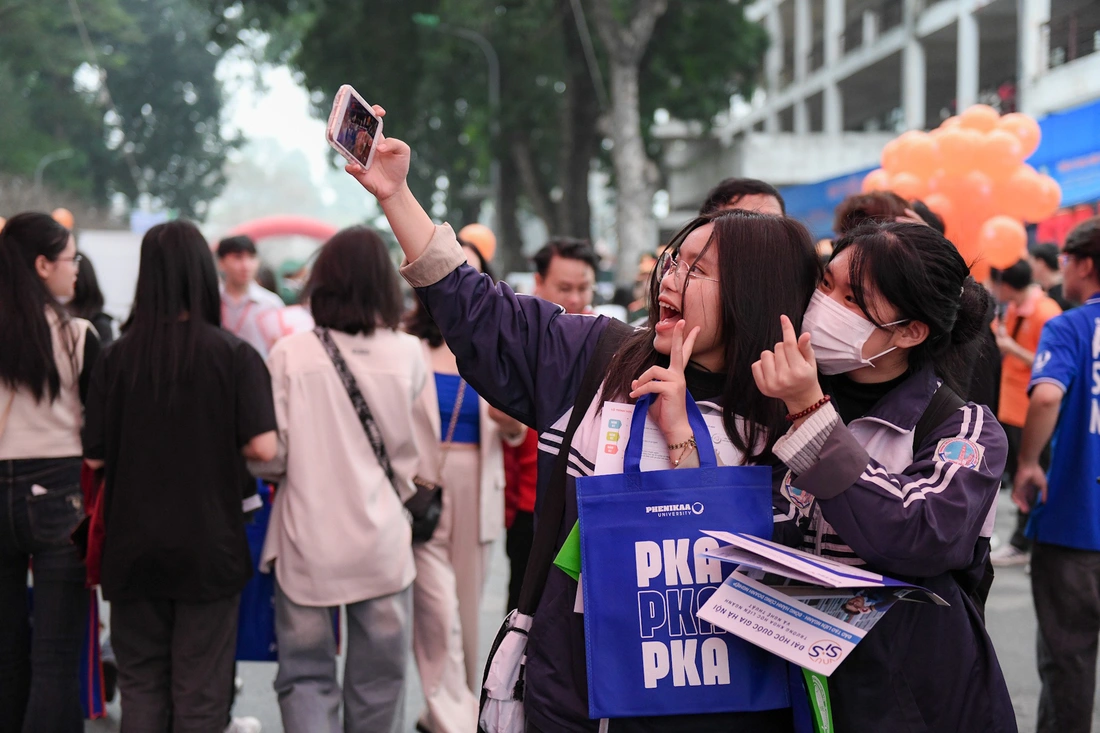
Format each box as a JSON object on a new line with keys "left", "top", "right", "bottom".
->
{"left": 342, "top": 107, "right": 821, "bottom": 732}
{"left": 755, "top": 221, "right": 1016, "bottom": 731}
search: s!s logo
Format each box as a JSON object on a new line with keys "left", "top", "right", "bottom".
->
{"left": 807, "top": 640, "right": 843, "bottom": 665}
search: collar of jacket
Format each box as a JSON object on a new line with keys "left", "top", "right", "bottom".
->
{"left": 849, "top": 364, "right": 940, "bottom": 434}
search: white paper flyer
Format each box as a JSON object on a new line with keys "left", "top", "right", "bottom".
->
{"left": 695, "top": 532, "right": 946, "bottom": 675}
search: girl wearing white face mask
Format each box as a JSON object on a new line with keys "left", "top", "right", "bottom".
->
{"left": 753, "top": 222, "right": 1016, "bottom": 732}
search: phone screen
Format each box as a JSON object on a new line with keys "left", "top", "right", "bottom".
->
{"left": 335, "top": 94, "right": 380, "bottom": 167}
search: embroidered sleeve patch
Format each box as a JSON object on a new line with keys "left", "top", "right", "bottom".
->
{"left": 935, "top": 437, "right": 984, "bottom": 469}
{"left": 781, "top": 470, "right": 815, "bottom": 511}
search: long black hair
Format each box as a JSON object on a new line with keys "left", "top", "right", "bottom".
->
{"left": 69, "top": 252, "right": 106, "bottom": 320}
{"left": 603, "top": 210, "right": 822, "bottom": 464}
{"left": 118, "top": 221, "right": 221, "bottom": 397}
{"left": 0, "top": 212, "right": 76, "bottom": 402}
{"left": 829, "top": 221, "right": 993, "bottom": 393}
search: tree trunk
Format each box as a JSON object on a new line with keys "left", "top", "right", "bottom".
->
{"left": 496, "top": 152, "right": 526, "bottom": 277}
{"left": 606, "top": 59, "right": 658, "bottom": 284}
{"left": 510, "top": 137, "right": 556, "bottom": 233}
{"left": 590, "top": 0, "right": 667, "bottom": 285}
{"left": 556, "top": 0, "right": 600, "bottom": 241}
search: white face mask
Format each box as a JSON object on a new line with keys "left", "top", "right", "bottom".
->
{"left": 802, "top": 290, "right": 907, "bottom": 375}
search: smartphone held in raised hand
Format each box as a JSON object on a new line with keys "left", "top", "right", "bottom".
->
{"left": 326, "top": 85, "right": 383, "bottom": 170}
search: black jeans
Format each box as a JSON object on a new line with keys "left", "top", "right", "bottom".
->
{"left": 0, "top": 457, "right": 88, "bottom": 733}
{"left": 111, "top": 593, "right": 241, "bottom": 733}
{"left": 1032, "top": 542, "right": 1100, "bottom": 733}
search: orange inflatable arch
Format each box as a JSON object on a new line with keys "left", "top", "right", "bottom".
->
{"left": 224, "top": 216, "right": 338, "bottom": 244}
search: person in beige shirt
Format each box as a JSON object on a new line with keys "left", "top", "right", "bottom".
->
{"left": 0, "top": 212, "right": 97, "bottom": 733}
{"left": 250, "top": 227, "right": 427, "bottom": 733}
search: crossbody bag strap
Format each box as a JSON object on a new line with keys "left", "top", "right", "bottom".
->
{"left": 315, "top": 328, "right": 397, "bottom": 490}
{"left": 516, "top": 319, "right": 635, "bottom": 614}
{"left": 437, "top": 378, "right": 467, "bottom": 476}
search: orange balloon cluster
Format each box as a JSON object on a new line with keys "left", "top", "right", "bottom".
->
{"left": 862, "top": 105, "right": 1061, "bottom": 280}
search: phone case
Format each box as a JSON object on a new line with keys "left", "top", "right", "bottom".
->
{"left": 325, "top": 84, "right": 382, "bottom": 170}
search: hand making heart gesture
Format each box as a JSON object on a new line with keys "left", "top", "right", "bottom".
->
{"left": 752, "top": 315, "right": 826, "bottom": 425}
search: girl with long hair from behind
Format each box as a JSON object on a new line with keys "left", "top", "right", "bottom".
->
{"left": 83, "top": 221, "right": 277, "bottom": 733}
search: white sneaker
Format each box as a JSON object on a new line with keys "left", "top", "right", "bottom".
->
{"left": 224, "top": 717, "right": 262, "bottom": 733}
{"left": 990, "top": 544, "right": 1030, "bottom": 567}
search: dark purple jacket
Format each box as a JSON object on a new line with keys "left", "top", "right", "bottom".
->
{"left": 403, "top": 225, "right": 796, "bottom": 732}
{"left": 774, "top": 367, "right": 1017, "bottom": 732}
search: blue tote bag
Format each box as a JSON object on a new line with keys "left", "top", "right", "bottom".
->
{"left": 236, "top": 480, "right": 341, "bottom": 662}
{"left": 236, "top": 480, "right": 279, "bottom": 661}
{"left": 575, "top": 394, "right": 791, "bottom": 719}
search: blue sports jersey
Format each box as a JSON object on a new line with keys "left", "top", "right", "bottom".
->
{"left": 1026, "top": 293, "right": 1100, "bottom": 550}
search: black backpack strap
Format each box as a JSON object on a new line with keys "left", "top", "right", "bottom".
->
{"left": 516, "top": 319, "right": 634, "bottom": 615}
{"left": 912, "top": 383, "right": 966, "bottom": 452}
{"left": 912, "top": 383, "right": 994, "bottom": 617}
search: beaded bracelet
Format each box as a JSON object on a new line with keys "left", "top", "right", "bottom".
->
{"left": 672, "top": 442, "right": 697, "bottom": 468}
{"left": 786, "top": 395, "right": 832, "bottom": 423}
{"left": 668, "top": 435, "right": 697, "bottom": 452}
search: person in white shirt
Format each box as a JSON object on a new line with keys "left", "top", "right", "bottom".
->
{"left": 216, "top": 235, "right": 286, "bottom": 358}
{"left": 249, "top": 227, "right": 426, "bottom": 733}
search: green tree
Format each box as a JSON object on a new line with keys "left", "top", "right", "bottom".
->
{"left": 91, "top": 0, "right": 236, "bottom": 217}
{"left": 219, "top": 0, "right": 766, "bottom": 275}
{"left": 0, "top": 0, "right": 133, "bottom": 195}
{"left": 0, "top": 0, "right": 234, "bottom": 218}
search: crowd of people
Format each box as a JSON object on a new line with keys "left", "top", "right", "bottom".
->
{"left": 0, "top": 111, "right": 1098, "bottom": 733}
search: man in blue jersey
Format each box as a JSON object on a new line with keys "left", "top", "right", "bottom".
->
{"left": 1015, "top": 216, "right": 1100, "bottom": 733}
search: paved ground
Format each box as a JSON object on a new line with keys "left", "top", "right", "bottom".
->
{"left": 86, "top": 489, "right": 1098, "bottom": 732}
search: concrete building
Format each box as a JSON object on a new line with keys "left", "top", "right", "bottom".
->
{"left": 656, "top": 0, "right": 1100, "bottom": 236}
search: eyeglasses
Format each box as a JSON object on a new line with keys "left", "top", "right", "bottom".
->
{"left": 57, "top": 254, "right": 83, "bottom": 266}
{"left": 1058, "top": 254, "right": 1072, "bottom": 269}
{"left": 657, "top": 251, "right": 719, "bottom": 283}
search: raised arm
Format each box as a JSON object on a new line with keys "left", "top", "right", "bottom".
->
{"left": 343, "top": 107, "right": 610, "bottom": 431}
{"left": 343, "top": 107, "right": 435, "bottom": 264}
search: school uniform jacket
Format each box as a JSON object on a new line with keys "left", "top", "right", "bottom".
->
{"left": 771, "top": 367, "right": 1017, "bottom": 732}
{"left": 402, "top": 224, "right": 798, "bottom": 732}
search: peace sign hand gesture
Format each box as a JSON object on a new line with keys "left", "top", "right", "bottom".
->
{"left": 629, "top": 320, "right": 701, "bottom": 451}
{"left": 752, "top": 315, "right": 825, "bottom": 426}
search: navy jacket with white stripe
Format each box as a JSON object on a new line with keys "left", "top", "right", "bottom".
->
{"left": 774, "top": 366, "right": 1018, "bottom": 732}
{"left": 403, "top": 224, "right": 798, "bottom": 732}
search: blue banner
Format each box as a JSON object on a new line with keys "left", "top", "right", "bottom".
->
{"left": 781, "top": 98, "right": 1100, "bottom": 236}
{"left": 780, "top": 168, "right": 874, "bottom": 240}
{"left": 1030, "top": 98, "right": 1100, "bottom": 208}
{"left": 575, "top": 395, "right": 790, "bottom": 719}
